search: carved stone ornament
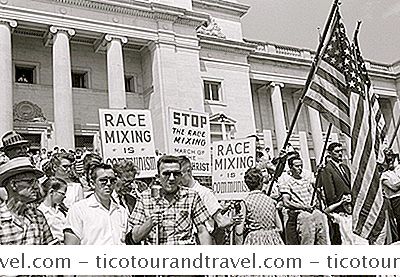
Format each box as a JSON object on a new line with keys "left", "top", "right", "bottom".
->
{"left": 197, "top": 18, "right": 226, "bottom": 39}
{"left": 13, "top": 101, "right": 46, "bottom": 122}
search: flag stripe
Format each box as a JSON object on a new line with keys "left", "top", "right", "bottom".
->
{"left": 310, "top": 77, "right": 349, "bottom": 114}
{"left": 303, "top": 96, "right": 350, "bottom": 135}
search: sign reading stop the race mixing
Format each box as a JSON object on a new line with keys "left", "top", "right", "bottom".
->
{"left": 212, "top": 137, "right": 256, "bottom": 200}
{"left": 99, "top": 109, "right": 157, "bottom": 178}
{"left": 167, "top": 108, "right": 211, "bottom": 176}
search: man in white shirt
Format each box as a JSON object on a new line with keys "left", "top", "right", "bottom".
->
{"left": 64, "top": 163, "right": 129, "bottom": 245}
{"left": 178, "top": 156, "right": 242, "bottom": 237}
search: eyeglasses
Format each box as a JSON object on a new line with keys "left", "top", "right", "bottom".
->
{"left": 98, "top": 177, "right": 117, "bottom": 186}
{"left": 14, "top": 178, "right": 38, "bottom": 186}
{"left": 161, "top": 171, "right": 182, "bottom": 178}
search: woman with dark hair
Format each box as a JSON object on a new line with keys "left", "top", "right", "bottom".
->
{"left": 235, "top": 167, "right": 284, "bottom": 245}
{"left": 44, "top": 153, "right": 83, "bottom": 208}
{"left": 38, "top": 177, "right": 68, "bottom": 243}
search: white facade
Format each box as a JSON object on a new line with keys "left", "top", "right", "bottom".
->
{"left": 0, "top": 0, "right": 399, "bottom": 171}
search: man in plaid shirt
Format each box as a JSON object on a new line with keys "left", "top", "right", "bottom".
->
{"left": 0, "top": 157, "right": 56, "bottom": 245}
{"left": 129, "top": 155, "right": 212, "bottom": 245}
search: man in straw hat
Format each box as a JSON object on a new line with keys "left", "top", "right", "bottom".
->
{"left": 1, "top": 130, "right": 30, "bottom": 159}
{"left": 0, "top": 157, "right": 56, "bottom": 244}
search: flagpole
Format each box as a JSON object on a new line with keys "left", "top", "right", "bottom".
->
{"left": 389, "top": 118, "right": 400, "bottom": 149}
{"left": 310, "top": 123, "right": 333, "bottom": 205}
{"left": 267, "top": 0, "right": 340, "bottom": 196}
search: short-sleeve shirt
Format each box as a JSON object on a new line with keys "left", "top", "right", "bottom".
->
{"left": 278, "top": 170, "right": 315, "bottom": 207}
{"left": 38, "top": 203, "right": 67, "bottom": 243}
{"left": 64, "top": 182, "right": 83, "bottom": 209}
{"left": 65, "top": 194, "right": 129, "bottom": 245}
{"left": 129, "top": 187, "right": 211, "bottom": 245}
{"left": 192, "top": 181, "right": 221, "bottom": 233}
{"left": 0, "top": 203, "right": 56, "bottom": 245}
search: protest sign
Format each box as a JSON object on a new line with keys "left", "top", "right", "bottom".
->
{"left": 212, "top": 137, "right": 256, "bottom": 200}
{"left": 99, "top": 109, "right": 157, "bottom": 178}
{"left": 167, "top": 108, "right": 211, "bottom": 176}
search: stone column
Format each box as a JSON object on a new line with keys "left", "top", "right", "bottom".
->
{"left": 390, "top": 98, "right": 400, "bottom": 152}
{"left": 270, "top": 82, "right": 287, "bottom": 149}
{"left": 299, "top": 131, "right": 311, "bottom": 171}
{"left": 50, "top": 26, "right": 75, "bottom": 150}
{"left": 262, "top": 129, "right": 274, "bottom": 156}
{"left": 105, "top": 34, "right": 127, "bottom": 109}
{"left": 0, "top": 19, "right": 17, "bottom": 138}
{"left": 307, "top": 106, "right": 324, "bottom": 162}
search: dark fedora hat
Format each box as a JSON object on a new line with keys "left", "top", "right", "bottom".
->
{"left": 0, "top": 131, "right": 29, "bottom": 151}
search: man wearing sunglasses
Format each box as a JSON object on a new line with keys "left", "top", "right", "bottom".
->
{"left": 64, "top": 163, "right": 129, "bottom": 245}
{"left": 129, "top": 155, "right": 212, "bottom": 245}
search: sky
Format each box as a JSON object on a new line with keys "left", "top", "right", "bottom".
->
{"left": 239, "top": 0, "right": 400, "bottom": 64}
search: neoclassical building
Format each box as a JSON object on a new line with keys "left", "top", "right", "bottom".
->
{"left": 0, "top": 0, "right": 399, "bottom": 171}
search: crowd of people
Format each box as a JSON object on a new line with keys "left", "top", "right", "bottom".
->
{"left": 0, "top": 130, "right": 399, "bottom": 248}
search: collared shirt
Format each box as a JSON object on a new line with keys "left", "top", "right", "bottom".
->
{"left": 0, "top": 203, "right": 56, "bottom": 245}
{"left": 37, "top": 203, "right": 67, "bottom": 243}
{"left": 278, "top": 170, "right": 316, "bottom": 207}
{"left": 191, "top": 181, "right": 221, "bottom": 233}
{"left": 64, "top": 182, "right": 84, "bottom": 209}
{"left": 129, "top": 186, "right": 210, "bottom": 245}
{"left": 65, "top": 194, "right": 129, "bottom": 245}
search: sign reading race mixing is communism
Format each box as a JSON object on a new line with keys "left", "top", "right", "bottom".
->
{"left": 99, "top": 109, "right": 157, "bottom": 178}
{"left": 167, "top": 108, "right": 211, "bottom": 176}
{"left": 212, "top": 137, "right": 256, "bottom": 200}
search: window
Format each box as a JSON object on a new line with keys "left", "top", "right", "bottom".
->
{"left": 15, "top": 65, "right": 36, "bottom": 84}
{"left": 125, "top": 75, "right": 136, "bottom": 93}
{"left": 209, "top": 113, "right": 236, "bottom": 142}
{"left": 20, "top": 133, "right": 41, "bottom": 151}
{"left": 72, "top": 71, "right": 88, "bottom": 88}
{"left": 75, "top": 135, "right": 94, "bottom": 150}
{"left": 204, "top": 81, "right": 221, "bottom": 101}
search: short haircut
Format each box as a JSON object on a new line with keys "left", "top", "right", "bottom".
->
{"left": 327, "top": 142, "right": 342, "bottom": 153}
{"left": 157, "top": 155, "right": 180, "bottom": 173}
{"left": 178, "top": 156, "right": 191, "bottom": 168}
{"left": 246, "top": 134, "right": 260, "bottom": 142}
{"left": 113, "top": 160, "right": 138, "bottom": 177}
{"left": 288, "top": 155, "right": 302, "bottom": 168}
{"left": 90, "top": 163, "right": 113, "bottom": 181}
{"left": 42, "top": 177, "right": 68, "bottom": 195}
{"left": 244, "top": 167, "right": 263, "bottom": 191}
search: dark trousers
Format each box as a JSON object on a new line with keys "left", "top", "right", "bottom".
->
{"left": 390, "top": 195, "right": 400, "bottom": 240}
{"left": 285, "top": 211, "right": 299, "bottom": 245}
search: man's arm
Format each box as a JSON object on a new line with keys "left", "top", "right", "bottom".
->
{"left": 197, "top": 223, "right": 212, "bottom": 245}
{"left": 282, "top": 194, "right": 313, "bottom": 212}
{"left": 64, "top": 229, "right": 81, "bottom": 245}
{"left": 213, "top": 211, "right": 243, "bottom": 229}
{"left": 132, "top": 217, "right": 155, "bottom": 243}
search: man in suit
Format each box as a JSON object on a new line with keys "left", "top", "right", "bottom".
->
{"left": 317, "top": 142, "right": 351, "bottom": 244}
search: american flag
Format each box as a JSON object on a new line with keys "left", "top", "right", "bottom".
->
{"left": 303, "top": 11, "right": 351, "bottom": 136}
{"left": 350, "top": 28, "right": 386, "bottom": 242}
{"left": 303, "top": 9, "right": 387, "bottom": 242}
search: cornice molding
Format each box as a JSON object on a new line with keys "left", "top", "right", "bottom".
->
{"left": 0, "top": 17, "right": 17, "bottom": 29}
{"left": 49, "top": 0, "right": 208, "bottom": 27}
{"left": 199, "top": 34, "right": 256, "bottom": 55}
{"left": 192, "top": 0, "right": 250, "bottom": 17}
